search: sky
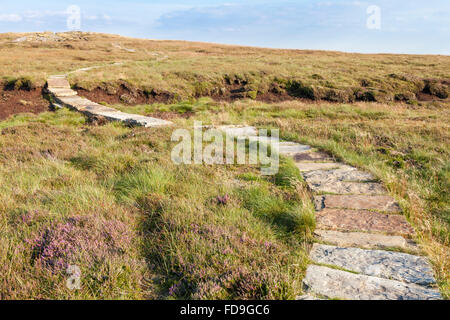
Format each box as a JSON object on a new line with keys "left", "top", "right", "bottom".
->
{"left": 0, "top": 0, "right": 449, "bottom": 54}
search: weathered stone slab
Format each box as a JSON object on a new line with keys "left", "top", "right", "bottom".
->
{"left": 248, "top": 136, "right": 279, "bottom": 144}
{"left": 293, "top": 151, "right": 333, "bottom": 162}
{"left": 303, "top": 168, "right": 375, "bottom": 184}
{"left": 315, "top": 229, "right": 418, "bottom": 251}
{"left": 316, "top": 209, "right": 415, "bottom": 237}
{"left": 80, "top": 105, "right": 119, "bottom": 113}
{"left": 310, "top": 244, "right": 436, "bottom": 286}
{"left": 296, "top": 295, "right": 324, "bottom": 300}
{"left": 47, "top": 77, "right": 70, "bottom": 89}
{"left": 314, "top": 195, "right": 402, "bottom": 213}
{"left": 303, "top": 265, "right": 441, "bottom": 300}
{"left": 56, "top": 96, "right": 96, "bottom": 110}
{"left": 218, "top": 125, "right": 258, "bottom": 138}
{"left": 296, "top": 162, "right": 351, "bottom": 172}
{"left": 48, "top": 88, "right": 78, "bottom": 97}
{"left": 95, "top": 111, "right": 172, "bottom": 128}
{"left": 308, "top": 181, "right": 386, "bottom": 195}
{"left": 279, "top": 142, "right": 311, "bottom": 155}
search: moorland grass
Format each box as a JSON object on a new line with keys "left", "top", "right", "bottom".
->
{"left": 116, "top": 98, "right": 449, "bottom": 298}
{"left": 0, "top": 109, "right": 313, "bottom": 299}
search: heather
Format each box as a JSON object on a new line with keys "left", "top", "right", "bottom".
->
{"left": 0, "top": 110, "right": 313, "bottom": 299}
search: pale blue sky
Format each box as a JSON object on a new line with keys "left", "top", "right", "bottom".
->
{"left": 0, "top": 0, "right": 449, "bottom": 54}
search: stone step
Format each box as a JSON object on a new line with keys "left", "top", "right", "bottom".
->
{"left": 303, "top": 168, "right": 376, "bottom": 184}
{"left": 314, "top": 195, "right": 402, "bottom": 213}
{"left": 47, "top": 77, "right": 70, "bottom": 89}
{"left": 94, "top": 111, "right": 172, "bottom": 128}
{"left": 303, "top": 265, "right": 441, "bottom": 300}
{"left": 48, "top": 88, "right": 78, "bottom": 97}
{"left": 293, "top": 151, "right": 333, "bottom": 162}
{"left": 56, "top": 96, "right": 97, "bottom": 110}
{"left": 316, "top": 209, "right": 415, "bottom": 237}
{"left": 307, "top": 181, "right": 386, "bottom": 195}
{"left": 296, "top": 294, "right": 324, "bottom": 300}
{"left": 315, "top": 229, "right": 418, "bottom": 252}
{"left": 279, "top": 142, "right": 311, "bottom": 155}
{"left": 248, "top": 136, "right": 279, "bottom": 144}
{"left": 296, "top": 162, "right": 352, "bottom": 172}
{"left": 309, "top": 244, "right": 436, "bottom": 286}
{"left": 218, "top": 125, "right": 258, "bottom": 138}
{"left": 79, "top": 105, "right": 121, "bottom": 114}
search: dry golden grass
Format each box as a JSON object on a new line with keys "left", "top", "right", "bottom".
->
{"left": 0, "top": 32, "right": 448, "bottom": 103}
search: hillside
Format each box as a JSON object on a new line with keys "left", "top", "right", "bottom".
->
{"left": 1, "top": 32, "right": 449, "bottom": 108}
{"left": 0, "top": 32, "right": 448, "bottom": 300}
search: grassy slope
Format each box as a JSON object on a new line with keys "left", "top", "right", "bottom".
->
{"left": 0, "top": 110, "right": 314, "bottom": 299}
{"left": 0, "top": 32, "right": 449, "bottom": 103}
{"left": 0, "top": 32, "right": 448, "bottom": 299}
{"left": 116, "top": 99, "right": 449, "bottom": 297}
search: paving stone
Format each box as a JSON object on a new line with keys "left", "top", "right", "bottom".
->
{"left": 316, "top": 209, "right": 415, "bottom": 237}
{"left": 308, "top": 181, "right": 386, "bottom": 195}
{"left": 293, "top": 151, "right": 333, "bottom": 162}
{"left": 48, "top": 88, "right": 78, "bottom": 97}
{"left": 95, "top": 111, "right": 172, "bottom": 128}
{"left": 47, "top": 77, "right": 70, "bottom": 89}
{"left": 303, "top": 168, "right": 375, "bottom": 184}
{"left": 315, "top": 229, "right": 418, "bottom": 251}
{"left": 56, "top": 96, "right": 96, "bottom": 110}
{"left": 248, "top": 136, "right": 279, "bottom": 144}
{"left": 296, "top": 162, "right": 351, "bottom": 172}
{"left": 314, "top": 195, "right": 402, "bottom": 213}
{"left": 303, "top": 265, "right": 441, "bottom": 300}
{"left": 79, "top": 105, "right": 120, "bottom": 113}
{"left": 310, "top": 244, "right": 436, "bottom": 286}
{"left": 296, "top": 295, "right": 324, "bottom": 300}
{"left": 218, "top": 125, "right": 258, "bottom": 138}
{"left": 279, "top": 142, "right": 311, "bottom": 155}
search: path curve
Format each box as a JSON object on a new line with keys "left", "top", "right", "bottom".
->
{"left": 46, "top": 75, "right": 172, "bottom": 128}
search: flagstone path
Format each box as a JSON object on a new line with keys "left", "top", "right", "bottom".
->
{"left": 46, "top": 75, "right": 172, "bottom": 128}
{"left": 46, "top": 78, "right": 442, "bottom": 300}
{"left": 218, "top": 125, "right": 442, "bottom": 300}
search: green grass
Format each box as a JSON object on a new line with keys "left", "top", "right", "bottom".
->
{"left": 0, "top": 109, "right": 314, "bottom": 300}
{"left": 116, "top": 98, "right": 449, "bottom": 298}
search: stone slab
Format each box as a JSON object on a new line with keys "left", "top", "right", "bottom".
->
{"left": 48, "top": 88, "right": 78, "bottom": 97}
{"left": 315, "top": 229, "right": 418, "bottom": 251}
{"left": 310, "top": 244, "right": 436, "bottom": 286}
{"left": 293, "top": 151, "right": 333, "bottom": 162}
{"left": 56, "top": 96, "right": 97, "bottom": 110}
{"left": 278, "top": 142, "right": 311, "bottom": 155}
{"left": 248, "top": 136, "right": 280, "bottom": 144}
{"left": 316, "top": 209, "right": 415, "bottom": 237}
{"left": 95, "top": 111, "right": 172, "bottom": 128}
{"left": 308, "top": 181, "right": 386, "bottom": 195}
{"left": 79, "top": 105, "right": 120, "bottom": 113}
{"left": 314, "top": 195, "right": 402, "bottom": 213}
{"left": 47, "top": 78, "right": 70, "bottom": 89}
{"left": 296, "top": 295, "right": 324, "bottom": 300}
{"left": 296, "top": 162, "right": 351, "bottom": 172}
{"left": 303, "top": 168, "right": 375, "bottom": 184}
{"left": 303, "top": 265, "right": 441, "bottom": 300}
{"left": 218, "top": 126, "right": 258, "bottom": 138}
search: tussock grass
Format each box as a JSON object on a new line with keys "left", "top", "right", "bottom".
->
{"left": 116, "top": 98, "right": 449, "bottom": 297}
{"left": 0, "top": 109, "right": 313, "bottom": 299}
